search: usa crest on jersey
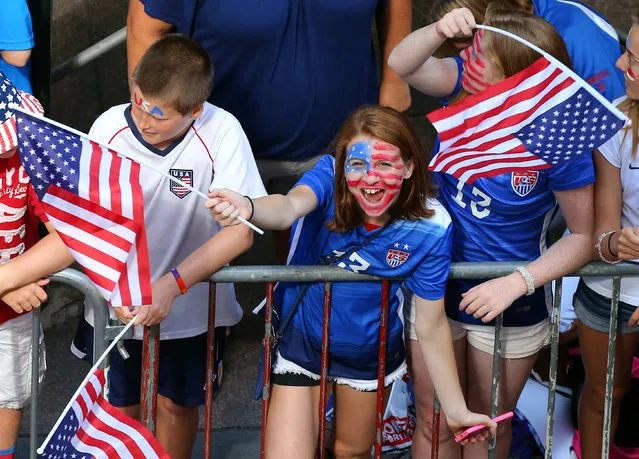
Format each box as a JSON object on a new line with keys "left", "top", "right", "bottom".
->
{"left": 169, "top": 169, "right": 193, "bottom": 199}
{"left": 386, "top": 248, "right": 409, "bottom": 268}
{"left": 511, "top": 171, "right": 538, "bottom": 197}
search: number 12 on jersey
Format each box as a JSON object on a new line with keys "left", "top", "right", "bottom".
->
{"left": 451, "top": 181, "right": 491, "bottom": 219}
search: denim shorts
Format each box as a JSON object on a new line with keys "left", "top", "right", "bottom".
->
{"left": 573, "top": 280, "right": 639, "bottom": 335}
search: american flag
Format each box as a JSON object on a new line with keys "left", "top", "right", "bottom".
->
{"left": 14, "top": 110, "right": 152, "bottom": 307}
{"left": 0, "top": 72, "right": 44, "bottom": 152}
{"left": 427, "top": 57, "right": 627, "bottom": 184}
{"left": 39, "top": 369, "right": 169, "bottom": 459}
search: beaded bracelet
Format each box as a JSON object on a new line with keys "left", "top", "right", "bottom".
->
{"left": 596, "top": 231, "right": 620, "bottom": 264}
{"left": 515, "top": 266, "right": 535, "bottom": 296}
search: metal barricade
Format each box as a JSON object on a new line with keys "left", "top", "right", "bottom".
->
{"left": 126, "top": 261, "right": 639, "bottom": 458}
{"left": 28, "top": 261, "right": 639, "bottom": 458}
{"left": 27, "top": 268, "right": 111, "bottom": 459}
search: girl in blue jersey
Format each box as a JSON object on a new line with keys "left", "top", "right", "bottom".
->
{"left": 389, "top": 7, "right": 595, "bottom": 459}
{"left": 206, "top": 105, "right": 495, "bottom": 458}
{"left": 575, "top": 20, "right": 639, "bottom": 459}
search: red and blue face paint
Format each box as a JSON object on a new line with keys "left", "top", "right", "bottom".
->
{"left": 344, "top": 141, "right": 407, "bottom": 219}
{"left": 460, "top": 30, "right": 492, "bottom": 93}
{"left": 626, "top": 32, "right": 636, "bottom": 82}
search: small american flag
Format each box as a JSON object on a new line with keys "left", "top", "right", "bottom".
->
{"left": 15, "top": 110, "right": 152, "bottom": 307}
{"left": 428, "top": 57, "right": 627, "bottom": 184}
{"left": 38, "top": 369, "right": 169, "bottom": 459}
{"left": 0, "top": 72, "right": 43, "bottom": 152}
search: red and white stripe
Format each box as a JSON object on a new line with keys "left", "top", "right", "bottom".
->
{"left": 428, "top": 57, "right": 579, "bottom": 184}
{"left": 70, "top": 369, "right": 168, "bottom": 459}
{"left": 0, "top": 91, "right": 44, "bottom": 154}
{"left": 43, "top": 138, "right": 151, "bottom": 307}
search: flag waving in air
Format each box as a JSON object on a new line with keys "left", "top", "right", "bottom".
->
{"left": 427, "top": 27, "right": 628, "bottom": 184}
{"left": 14, "top": 109, "right": 152, "bottom": 307}
{"left": 38, "top": 368, "right": 169, "bottom": 459}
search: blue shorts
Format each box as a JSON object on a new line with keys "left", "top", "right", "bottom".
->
{"left": 71, "top": 317, "right": 226, "bottom": 407}
{"left": 574, "top": 280, "right": 639, "bottom": 335}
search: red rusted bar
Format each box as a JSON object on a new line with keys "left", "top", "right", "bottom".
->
{"left": 318, "top": 282, "right": 333, "bottom": 459}
{"left": 374, "top": 280, "right": 390, "bottom": 459}
{"left": 140, "top": 325, "right": 160, "bottom": 434}
{"left": 431, "top": 395, "right": 441, "bottom": 459}
{"left": 204, "top": 283, "right": 217, "bottom": 458}
{"left": 260, "top": 282, "right": 276, "bottom": 459}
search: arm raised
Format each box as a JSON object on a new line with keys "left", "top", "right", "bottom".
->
{"left": 387, "top": 8, "right": 475, "bottom": 97}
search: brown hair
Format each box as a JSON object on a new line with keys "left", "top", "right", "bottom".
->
{"left": 326, "top": 105, "right": 437, "bottom": 232}
{"left": 482, "top": 3, "right": 571, "bottom": 76}
{"left": 451, "top": 4, "right": 572, "bottom": 103}
{"left": 131, "top": 34, "right": 213, "bottom": 115}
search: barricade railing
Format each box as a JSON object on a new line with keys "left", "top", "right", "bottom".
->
{"left": 28, "top": 261, "right": 639, "bottom": 459}
{"left": 27, "top": 268, "right": 110, "bottom": 459}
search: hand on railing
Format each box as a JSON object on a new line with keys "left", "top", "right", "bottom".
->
{"left": 205, "top": 188, "right": 252, "bottom": 227}
{"left": 2, "top": 279, "right": 50, "bottom": 313}
{"left": 113, "top": 274, "right": 180, "bottom": 327}
{"left": 459, "top": 272, "right": 528, "bottom": 323}
{"left": 611, "top": 228, "right": 639, "bottom": 261}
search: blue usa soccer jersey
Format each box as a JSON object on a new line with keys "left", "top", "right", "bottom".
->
{"left": 275, "top": 155, "right": 453, "bottom": 381}
{"left": 533, "top": 0, "right": 625, "bottom": 101}
{"left": 434, "top": 154, "right": 594, "bottom": 326}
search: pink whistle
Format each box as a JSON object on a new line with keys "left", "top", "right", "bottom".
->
{"left": 454, "top": 411, "right": 514, "bottom": 443}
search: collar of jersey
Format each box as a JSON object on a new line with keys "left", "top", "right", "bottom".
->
{"left": 124, "top": 105, "right": 193, "bottom": 157}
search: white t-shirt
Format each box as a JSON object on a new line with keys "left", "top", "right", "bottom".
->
{"left": 585, "top": 104, "right": 639, "bottom": 305}
{"left": 84, "top": 102, "right": 266, "bottom": 339}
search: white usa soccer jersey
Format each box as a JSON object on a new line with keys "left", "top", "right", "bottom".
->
{"left": 83, "top": 103, "right": 266, "bottom": 339}
{"left": 274, "top": 155, "right": 453, "bottom": 381}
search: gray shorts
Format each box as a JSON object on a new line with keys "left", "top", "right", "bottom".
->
{"left": 256, "top": 154, "right": 323, "bottom": 195}
{"left": 573, "top": 280, "right": 639, "bottom": 334}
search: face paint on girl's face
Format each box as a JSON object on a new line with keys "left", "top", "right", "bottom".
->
{"left": 627, "top": 33, "right": 636, "bottom": 81}
{"left": 344, "top": 140, "right": 408, "bottom": 220}
{"left": 460, "top": 30, "right": 504, "bottom": 93}
{"left": 461, "top": 30, "right": 490, "bottom": 93}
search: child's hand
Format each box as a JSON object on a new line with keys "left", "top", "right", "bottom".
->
{"left": 113, "top": 305, "right": 138, "bottom": 325}
{"left": 436, "top": 8, "right": 476, "bottom": 39}
{"left": 613, "top": 227, "right": 639, "bottom": 260}
{"left": 459, "top": 273, "right": 528, "bottom": 323}
{"left": 447, "top": 410, "right": 497, "bottom": 445}
{"left": 1, "top": 279, "right": 50, "bottom": 314}
{"left": 134, "top": 273, "right": 181, "bottom": 327}
{"left": 205, "top": 189, "right": 252, "bottom": 227}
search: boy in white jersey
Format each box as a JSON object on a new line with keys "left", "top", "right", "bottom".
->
{"left": 0, "top": 35, "right": 266, "bottom": 459}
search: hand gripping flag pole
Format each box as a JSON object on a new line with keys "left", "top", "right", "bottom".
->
{"left": 12, "top": 106, "right": 264, "bottom": 235}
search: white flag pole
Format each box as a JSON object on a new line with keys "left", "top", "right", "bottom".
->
{"left": 11, "top": 106, "right": 264, "bottom": 235}
{"left": 475, "top": 24, "right": 629, "bottom": 123}
{"left": 37, "top": 319, "right": 137, "bottom": 454}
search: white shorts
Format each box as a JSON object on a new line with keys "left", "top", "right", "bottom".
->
{"left": 404, "top": 296, "right": 550, "bottom": 359}
{"left": 272, "top": 351, "right": 407, "bottom": 392}
{"left": 0, "top": 313, "right": 46, "bottom": 409}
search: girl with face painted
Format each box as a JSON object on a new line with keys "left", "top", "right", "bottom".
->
{"left": 573, "top": 19, "right": 639, "bottom": 459}
{"left": 389, "top": 5, "right": 595, "bottom": 459}
{"left": 205, "top": 105, "right": 495, "bottom": 458}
